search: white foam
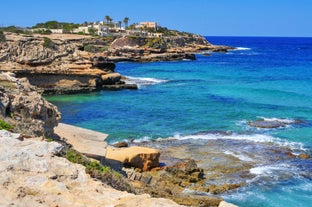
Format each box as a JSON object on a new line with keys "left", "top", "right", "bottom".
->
{"left": 125, "top": 76, "right": 169, "bottom": 88}
{"left": 168, "top": 133, "right": 306, "bottom": 151}
{"left": 224, "top": 150, "right": 254, "bottom": 162}
{"left": 257, "top": 116, "right": 297, "bottom": 124}
{"left": 235, "top": 47, "right": 251, "bottom": 51}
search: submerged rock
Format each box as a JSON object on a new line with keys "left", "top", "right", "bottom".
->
{"left": 248, "top": 118, "right": 306, "bottom": 129}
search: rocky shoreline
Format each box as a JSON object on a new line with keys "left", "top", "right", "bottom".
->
{"left": 0, "top": 32, "right": 233, "bottom": 95}
{"left": 0, "top": 72, "right": 239, "bottom": 206}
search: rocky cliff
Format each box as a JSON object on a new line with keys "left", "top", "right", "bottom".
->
{"left": 0, "top": 33, "right": 136, "bottom": 94}
{"left": 0, "top": 72, "right": 60, "bottom": 137}
{"left": 0, "top": 32, "right": 232, "bottom": 93}
{"left": 108, "top": 35, "right": 233, "bottom": 62}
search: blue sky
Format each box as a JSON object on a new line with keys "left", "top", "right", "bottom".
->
{"left": 0, "top": 0, "right": 311, "bottom": 37}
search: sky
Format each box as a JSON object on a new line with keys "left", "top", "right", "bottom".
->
{"left": 0, "top": 0, "right": 311, "bottom": 37}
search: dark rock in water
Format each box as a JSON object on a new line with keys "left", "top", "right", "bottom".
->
{"left": 248, "top": 118, "right": 307, "bottom": 129}
{"left": 113, "top": 141, "right": 128, "bottom": 148}
{"left": 193, "top": 130, "right": 232, "bottom": 136}
{"left": 248, "top": 120, "right": 285, "bottom": 128}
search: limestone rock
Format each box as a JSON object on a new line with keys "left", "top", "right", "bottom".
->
{"left": 106, "top": 146, "right": 160, "bottom": 171}
{"left": 0, "top": 72, "right": 61, "bottom": 137}
{"left": 219, "top": 201, "right": 239, "bottom": 207}
{"left": 54, "top": 123, "right": 108, "bottom": 161}
{"left": 0, "top": 130, "right": 181, "bottom": 207}
{"left": 0, "top": 33, "right": 136, "bottom": 94}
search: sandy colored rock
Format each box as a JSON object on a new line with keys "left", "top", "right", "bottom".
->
{"left": 54, "top": 123, "right": 108, "bottom": 161}
{"left": 0, "top": 130, "right": 181, "bottom": 207}
{"left": 219, "top": 201, "right": 239, "bottom": 207}
{"left": 106, "top": 146, "right": 160, "bottom": 171}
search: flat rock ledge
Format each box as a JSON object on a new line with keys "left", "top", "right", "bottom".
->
{"left": 54, "top": 123, "right": 108, "bottom": 162}
{"left": 0, "top": 129, "right": 181, "bottom": 207}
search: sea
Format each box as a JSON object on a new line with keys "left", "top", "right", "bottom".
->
{"left": 46, "top": 36, "right": 312, "bottom": 207}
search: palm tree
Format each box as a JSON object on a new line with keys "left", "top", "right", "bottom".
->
{"left": 105, "top": 15, "right": 111, "bottom": 26}
{"left": 123, "top": 17, "right": 129, "bottom": 29}
{"left": 118, "top": 21, "right": 122, "bottom": 30}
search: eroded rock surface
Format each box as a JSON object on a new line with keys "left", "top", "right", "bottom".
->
{"left": 0, "top": 72, "right": 60, "bottom": 137}
{"left": 0, "top": 130, "right": 181, "bottom": 207}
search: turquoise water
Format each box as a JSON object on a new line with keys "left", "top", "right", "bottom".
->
{"left": 47, "top": 37, "right": 312, "bottom": 207}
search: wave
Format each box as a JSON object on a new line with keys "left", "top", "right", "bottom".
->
{"left": 125, "top": 76, "right": 169, "bottom": 88}
{"left": 234, "top": 47, "right": 252, "bottom": 51}
{"left": 257, "top": 116, "right": 299, "bottom": 124}
{"left": 132, "top": 131, "right": 306, "bottom": 152}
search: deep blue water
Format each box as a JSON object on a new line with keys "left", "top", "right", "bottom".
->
{"left": 47, "top": 36, "right": 312, "bottom": 207}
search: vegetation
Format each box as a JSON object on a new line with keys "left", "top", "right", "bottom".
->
{"left": 33, "top": 29, "right": 52, "bottom": 35}
{"left": 88, "top": 27, "right": 98, "bottom": 36}
{"left": 123, "top": 17, "right": 129, "bottom": 29}
{"left": 0, "top": 26, "right": 26, "bottom": 34}
{"left": 0, "top": 120, "right": 13, "bottom": 130}
{"left": 0, "top": 31, "right": 6, "bottom": 42}
{"left": 157, "top": 26, "right": 192, "bottom": 37}
{"left": 42, "top": 37, "right": 54, "bottom": 49}
{"left": 64, "top": 148, "right": 133, "bottom": 192}
{"left": 33, "top": 21, "right": 79, "bottom": 33}
{"left": 144, "top": 37, "right": 167, "bottom": 49}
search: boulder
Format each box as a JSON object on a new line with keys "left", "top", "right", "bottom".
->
{"left": 101, "top": 73, "right": 121, "bottom": 85}
{"left": 106, "top": 146, "right": 160, "bottom": 171}
{"left": 113, "top": 141, "right": 129, "bottom": 148}
{"left": 298, "top": 154, "right": 311, "bottom": 159}
{"left": 0, "top": 72, "right": 61, "bottom": 137}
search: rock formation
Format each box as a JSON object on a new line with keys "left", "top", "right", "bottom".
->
{"left": 108, "top": 35, "right": 234, "bottom": 62}
{"left": 0, "top": 72, "right": 60, "bottom": 137}
{"left": 0, "top": 32, "right": 233, "bottom": 94}
{"left": 0, "top": 130, "right": 181, "bottom": 207}
{"left": 0, "top": 33, "right": 137, "bottom": 94}
{"left": 106, "top": 146, "right": 160, "bottom": 171}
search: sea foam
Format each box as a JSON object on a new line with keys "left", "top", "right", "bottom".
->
{"left": 125, "top": 76, "right": 169, "bottom": 88}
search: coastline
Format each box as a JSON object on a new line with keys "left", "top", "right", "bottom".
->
{"left": 0, "top": 32, "right": 233, "bottom": 95}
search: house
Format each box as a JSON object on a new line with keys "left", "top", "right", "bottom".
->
{"left": 136, "top": 22, "right": 158, "bottom": 30}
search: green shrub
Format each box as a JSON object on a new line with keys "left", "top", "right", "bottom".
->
{"left": 0, "top": 120, "right": 13, "bottom": 130}
{"left": 0, "top": 31, "right": 6, "bottom": 42}
{"left": 64, "top": 148, "right": 133, "bottom": 192}
{"left": 42, "top": 37, "right": 54, "bottom": 49}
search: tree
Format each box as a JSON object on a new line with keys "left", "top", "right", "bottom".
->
{"left": 123, "top": 17, "right": 129, "bottom": 29}
{"left": 88, "top": 27, "right": 97, "bottom": 36}
{"left": 105, "top": 15, "right": 111, "bottom": 26}
{"left": 0, "top": 31, "right": 6, "bottom": 42}
{"left": 118, "top": 21, "right": 122, "bottom": 30}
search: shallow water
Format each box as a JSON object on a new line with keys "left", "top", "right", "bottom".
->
{"left": 47, "top": 36, "right": 312, "bottom": 207}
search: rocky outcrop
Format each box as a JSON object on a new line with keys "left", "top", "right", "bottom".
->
{"left": 248, "top": 118, "right": 306, "bottom": 129}
{"left": 0, "top": 72, "right": 60, "bottom": 137}
{"left": 106, "top": 146, "right": 160, "bottom": 171}
{"left": 108, "top": 35, "right": 234, "bottom": 62}
{"left": 123, "top": 159, "right": 223, "bottom": 207}
{"left": 0, "top": 130, "right": 181, "bottom": 207}
{"left": 0, "top": 33, "right": 137, "bottom": 94}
